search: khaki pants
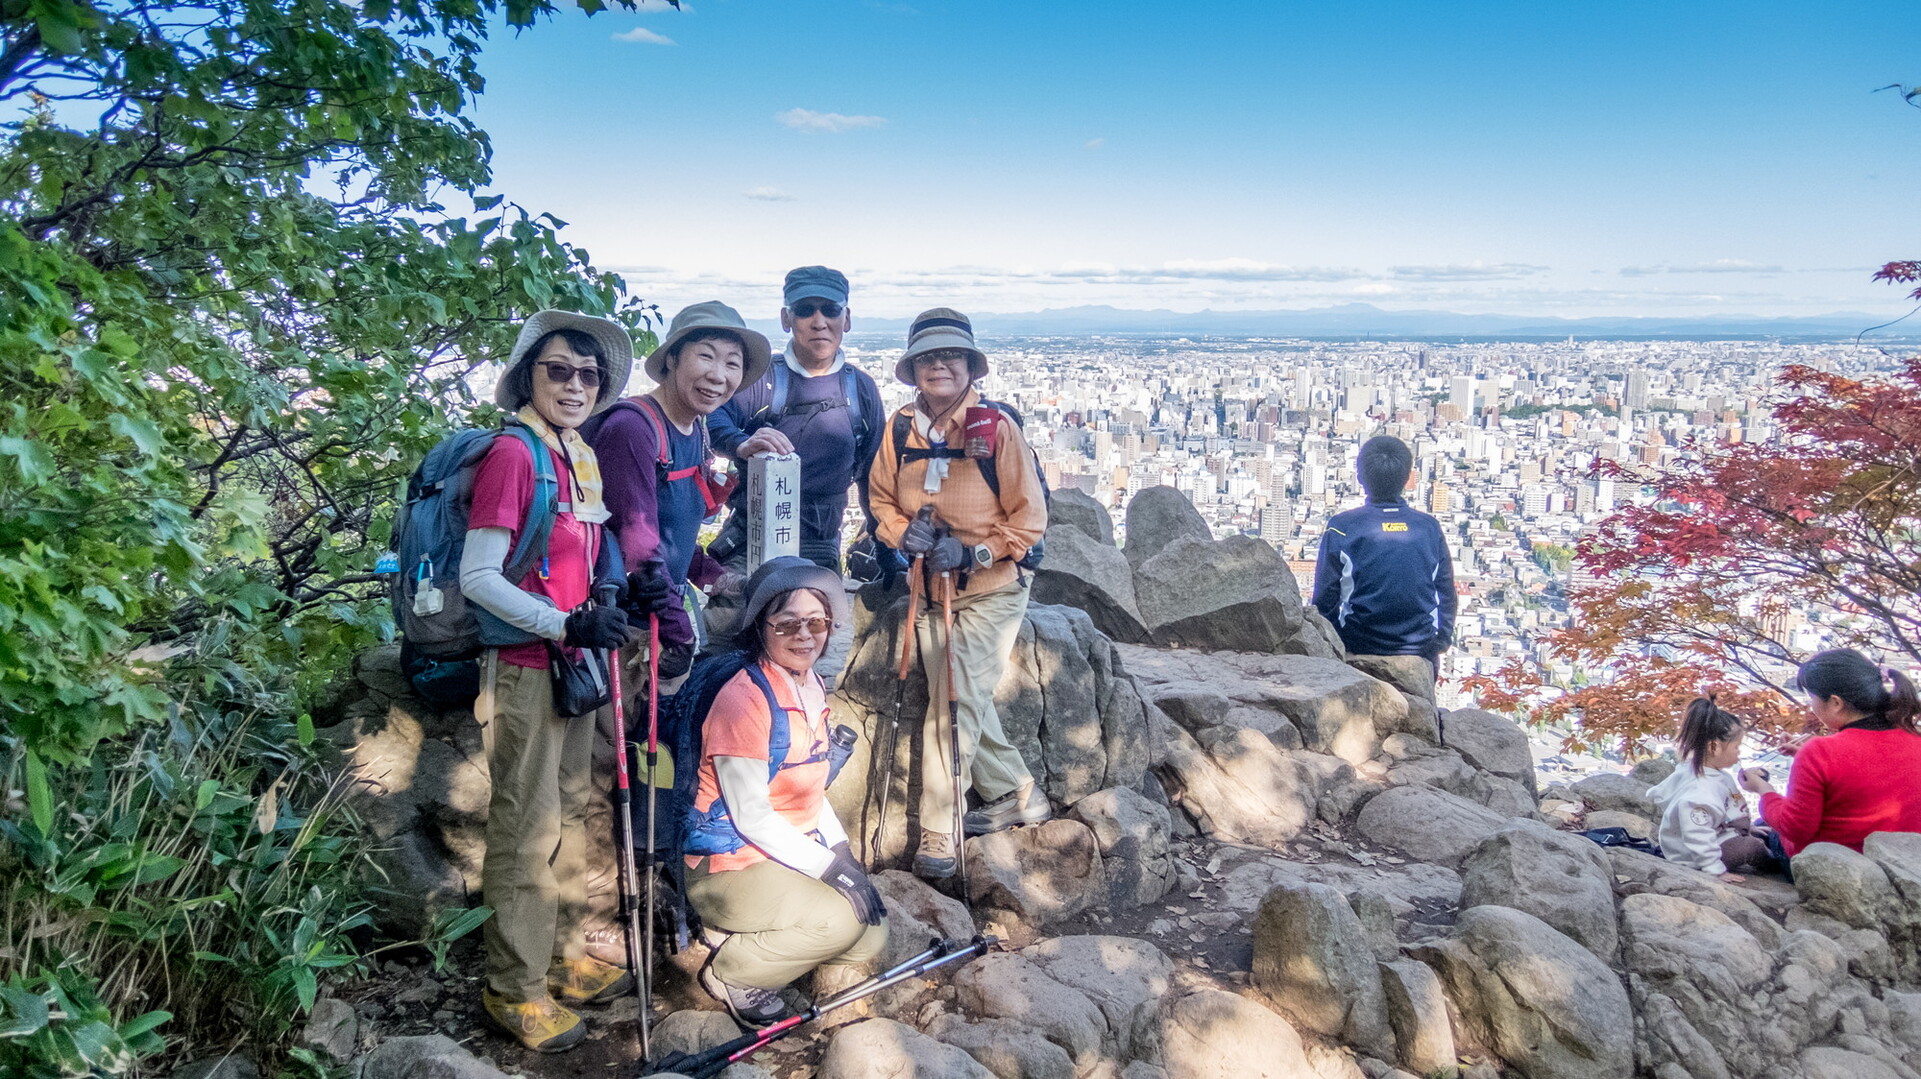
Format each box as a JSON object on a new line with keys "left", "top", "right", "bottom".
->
{"left": 478, "top": 654, "right": 596, "bottom": 1001}
{"left": 686, "top": 858, "right": 888, "bottom": 990}
{"left": 916, "top": 578, "right": 1033, "bottom": 829}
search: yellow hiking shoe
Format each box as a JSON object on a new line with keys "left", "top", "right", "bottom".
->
{"left": 481, "top": 991, "right": 586, "bottom": 1053}
{"left": 548, "top": 955, "right": 636, "bottom": 1005}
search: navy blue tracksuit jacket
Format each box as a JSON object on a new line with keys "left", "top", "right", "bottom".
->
{"left": 1311, "top": 498, "right": 1457, "bottom": 658}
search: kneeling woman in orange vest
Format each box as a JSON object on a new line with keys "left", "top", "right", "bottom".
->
{"left": 684, "top": 557, "right": 888, "bottom": 1028}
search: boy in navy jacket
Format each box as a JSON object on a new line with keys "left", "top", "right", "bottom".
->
{"left": 1312, "top": 436, "right": 1457, "bottom": 679}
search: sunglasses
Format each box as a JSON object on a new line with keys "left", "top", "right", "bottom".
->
{"left": 767, "top": 615, "right": 834, "bottom": 638}
{"left": 537, "top": 361, "right": 604, "bottom": 389}
{"left": 789, "top": 300, "right": 844, "bottom": 319}
{"left": 913, "top": 351, "right": 971, "bottom": 370}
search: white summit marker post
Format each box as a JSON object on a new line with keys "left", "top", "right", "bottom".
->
{"left": 745, "top": 453, "right": 803, "bottom": 569}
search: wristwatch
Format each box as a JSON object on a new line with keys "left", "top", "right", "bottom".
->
{"left": 970, "top": 543, "right": 995, "bottom": 569}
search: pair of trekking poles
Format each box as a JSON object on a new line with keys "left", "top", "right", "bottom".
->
{"left": 596, "top": 576, "right": 664, "bottom": 1060}
{"left": 870, "top": 506, "right": 970, "bottom": 897}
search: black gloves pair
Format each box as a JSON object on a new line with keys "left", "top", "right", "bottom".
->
{"left": 900, "top": 510, "right": 966, "bottom": 573}
{"left": 563, "top": 605, "right": 637, "bottom": 651}
{"left": 818, "top": 842, "right": 885, "bottom": 926}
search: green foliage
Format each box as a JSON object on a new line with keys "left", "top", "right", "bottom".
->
{"left": 1504, "top": 401, "right": 1617, "bottom": 420}
{"left": 1530, "top": 542, "right": 1574, "bottom": 573}
{"left": 1, "top": 0, "right": 660, "bottom": 1070}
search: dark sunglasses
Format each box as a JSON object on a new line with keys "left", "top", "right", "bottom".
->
{"left": 537, "top": 361, "right": 604, "bottom": 389}
{"left": 767, "top": 615, "right": 833, "bottom": 638}
{"left": 789, "top": 300, "right": 844, "bottom": 319}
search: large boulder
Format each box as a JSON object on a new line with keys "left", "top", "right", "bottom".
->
{"left": 1617, "top": 893, "right": 1774, "bottom": 1079}
{"left": 1569, "top": 772, "right": 1655, "bottom": 819}
{"left": 1603, "top": 847, "right": 1784, "bottom": 949}
{"left": 1794, "top": 841, "right": 1900, "bottom": 931}
{"left": 1345, "top": 654, "right": 1436, "bottom": 705}
{"left": 1412, "top": 906, "right": 1633, "bottom": 1079}
{"left": 1355, "top": 784, "right": 1511, "bottom": 868}
{"left": 1134, "top": 533, "right": 1311, "bottom": 653}
{"left": 1153, "top": 987, "right": 1313, "bottom": 1079}
{"left": 966, "top": 818, "right": 1106, "bottom": 928}
{"left": 1250, "top": 883, "right": 1394, "bottom": 1057}
{"left": 818, "top": 1019, "right": 996, "bottom": 1079}
{"left": 1378, "top": 959, "right": 1457, "bottom": 1079}
{"left": 1219, "top": 856, "right": 1462, "bottom": 923}
{"left": 1123, "top": 486, "right": 1212, "bottom": 568}
{"left": 1068, "top": 786, "right": 1177, "bottom": 909}
{"left": 1458, "top": 820, "right": 1619, "bottom": 962}
{"left": 926, "top": 1016, "right": 1075, "bottom": 1079}
{"left": 1049, "top": 487, "right": 1117, "bottom": 547}
{"left": 1439, "top": 709, "right": 1536, "bottom": 798}
{"left": 952, "top": 953, "right": 1107, "bottom": 1064}
{"left": 1145, "top": 680, "right": 1302, "bottom": 749}
{"left": 1155, "top": 724, "right": 1316, "bottom": 849}
{"left": 1032, "top": 523, "right": 1150, "bottom": 643}
{"left": 1021, "top": 935, "right": 1175, "bottom": 1060}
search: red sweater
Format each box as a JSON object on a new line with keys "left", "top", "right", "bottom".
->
{"left": 1760, "top": 723, "right": 1921, "bottom": 856}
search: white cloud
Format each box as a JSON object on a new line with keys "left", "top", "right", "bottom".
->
{"left": 1620, "top": 259, "right": 1785, "bottom": 276}
{"left": 613, "top": 27, "right": 677, "bottom": 44}
{"left": 744, "top": 186, "right": 797, "bottom": 202}
{"left": 1083, "top": 137, "right": 1105, "bottom": 150}
{"left": 776, "top": 108, "right": 887, "bottom": 133}
{"left": 1389, "top": 262, "right": 1550, "bottom": 280}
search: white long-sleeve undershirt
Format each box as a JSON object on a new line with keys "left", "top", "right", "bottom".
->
{"left": 458, "top": 527, "right": 569, "bottom": 641}
{"left": 713, "top": 755, "right": 845, "bottom": 878}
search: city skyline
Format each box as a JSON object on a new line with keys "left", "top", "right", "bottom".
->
{"left": 467, "top": 2, "right": 1921, "bottom": 322}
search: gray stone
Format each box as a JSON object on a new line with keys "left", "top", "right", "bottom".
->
{"left": 1628, "top": 757, "right": 1677, "bottom": 786}
{"left": 818, "top": 1018, "right": 997, "bottom": 1079}
{"left": 1603, "top": 846, "right": 1785, "bottom": 949}
{"left": 1801, "top": 1047, "right": 1904, "bottom": 1079}
{"left": 926, "top": 1015, "right": 1076, "bottom": 1079}
{"left": 651, "top": 1009, "right": 742, "bottom": 1057}
{"left": 172, "top": 1056, "right": 260, "bottom": 1079}
{"left": 1068, "top": 786, "right": 1176, "bottom": 909}
{"left": 1795, "top": 841, "right": 1900, "bottom": 930}
{"left": 1050, "top": 487, "right": 1117, "bottom": 547}
{"left": 298, "top": 997, "right": 358, "bottom": 1063}
{"left": 1345, "top": 654, "right": 1437, "bottom": 705}
{"left": 1282, "top": 607, "right": 1347, "bottom": 660}
{"left": 1123, "top": 486, "right": 1212, "bottom": 568}
{"left": 1459, "top": 820, "right": 1619, "bottom": 962}
{"left": 1583, "top": 810, "right": 1655, "bottom": 839}
{"left": 1147, "top": 680, "right": 1303, "bottom": 748}
{"left": 1251, "top": 882, "right": 1394, "bottom": 1057}
{"left": 360, "top": 1035, "right": 508, "bottom": 1079}
{"left": 1440, "top": 709, "right": 1536, "bottom": 797}
{"left": 1155, "top": 986, "right": 1313, "bottom": 1079}
{"left": 1022, "top": 935, "right": 1174, "bottom": 1059}
{"left": 1412, "top": 906, "right": 1632, "bottom": 1079}
{"left": 1570, "top": 772, "right": 1656, "bottom": 818}
{"left": 1347, "top": 889, "right": 1402, "bottom": 962}
{"left": 1220, "top": 855, "right": 1462, "bottom": 922}
{"left": 952, "top": 953, "right": 1106, "bottom": 1062}
{"left": 1621, "top": 892, "right": 1772, "bottom": 997}
{"left": 966, "top": 818, "right": 1106, "bottom": 927}
{"left": 1134, "top": 533, "right": 1309, "bottom": 653}
{"left": 1355, "top": 784, "right": 1510, "bottom": 868}
{"left": 354, "top": 643, "right": 412, "bottom": 699}
{"left": 1156, "top": 724, "right": 1316, "bottom": 850}
{"left": 1032, "top": 522, "right": 1150, "bottom": 643}
{"left": 1378, "top": 959, "right": 1457, "bottom": 1079}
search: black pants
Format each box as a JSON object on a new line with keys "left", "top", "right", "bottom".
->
{"left": 712, "top": 493, "right": 847, "bottom": 575}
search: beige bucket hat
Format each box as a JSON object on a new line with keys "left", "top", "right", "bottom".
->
{"left": 495, "top": 309, "right": 635, "bottom": 414}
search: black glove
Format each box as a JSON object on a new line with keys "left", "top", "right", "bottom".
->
{"left": 818, "top": 842, "right": 885, "bottom": 926}
{"left": 564, "top": 605, "right": 632, "bottom": 651}
{"left": 927, "top": 535, "right": 966, "bottom": 574}
{"left": 626, "top": 566, "right": 675, "bottom": 616}
{"left": 900, "top": 512, "right": 940, "bottom": 556}
{"left": 656, "top": 640, "right": 694, "bottom": 681}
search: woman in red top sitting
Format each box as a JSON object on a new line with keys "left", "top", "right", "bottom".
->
{"left": 1744, "top": 648, "right": 1921, "bottom": 860}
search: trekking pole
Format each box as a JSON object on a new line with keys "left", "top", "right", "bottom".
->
{"left": 939, "top": 569, "right": 968, "bottom": 900}
{"left": 869, "top": 550, "right": 925, "bottom": 861}
{"left": 638, "top": 597, "right": 666, "bottom": 1059}
{"left": 595, "top": 583, "right": 650, "bottom": 1057}
{"left": 640, "top": 936, "right": 1000, "bottom": 1079}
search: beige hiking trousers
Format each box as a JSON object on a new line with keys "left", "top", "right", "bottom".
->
{"left": 915, "top": 577, "right": 1034, "bottom": 830}
{"left": 686, "top": 857, "right": 889, "bottom": 990}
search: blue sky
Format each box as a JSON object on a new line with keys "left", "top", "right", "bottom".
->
{"left": 468, "top": 1, "right": 1921, "bottom": 320}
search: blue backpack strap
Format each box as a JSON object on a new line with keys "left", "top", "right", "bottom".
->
{"left": 768, "top": 363, "right": 790, "bottom": 417}
{"left": 501, "top": 423, "right": 559, "bottom": 583}
{"left": 742, "top": 664, "right": 789, "bottom": 781}
{"left": 840, "top": 367, "right": 862, "bottom": 437}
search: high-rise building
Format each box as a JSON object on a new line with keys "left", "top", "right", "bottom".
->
{"left": 1450, "top": 376, "right": 1475, "bottom": 415}
{"left": 1428, "top": 480, "right": 1452, "bottom": 514}
{"left": 1625, "top": 368, "right": 1651, "bottom": 410}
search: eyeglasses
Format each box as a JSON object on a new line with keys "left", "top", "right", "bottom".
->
{"left": 537, "top": 361, "right": 604, "bottom": 389}
{"left": 913, "top": 351, "right": 971, "bottom": 370}
{"left": 767, "top": 615, "right": 834, "bottom": 638}
{"left": 789, "top": 300, "right": 844, "bottom": 319}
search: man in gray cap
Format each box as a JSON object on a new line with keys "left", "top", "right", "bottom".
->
{"left": 708, "top": 266, "right": 884, "bottom": 575}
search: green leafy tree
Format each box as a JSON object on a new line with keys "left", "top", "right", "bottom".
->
{"left": 1, "top": 0, "right": 663, "bottom": 1069}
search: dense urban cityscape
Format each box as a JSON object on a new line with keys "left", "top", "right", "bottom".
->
{"left": 843, "top": 333, "right": 1911, "bottom": 711}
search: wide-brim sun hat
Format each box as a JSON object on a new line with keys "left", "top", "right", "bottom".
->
{"left": 735, "top": 556, "right": 852, "bottom": 652}
{"left": 496, "top": 309, "right": 636, "bottom": 413}
{"left": 643, "top": 300, "right": 773, "bottom": 387}
{"left": 895, "top": 306, "right": 988, "bottom": 385}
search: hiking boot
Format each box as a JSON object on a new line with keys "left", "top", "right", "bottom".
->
{"left": 548, "top": 955, "right": 635, "bottom": 1005}
{"left": 698, "top": 960, "right": 793, "bottom": 1030}
{"left": 481, "top": 992, "right": 586, "bottom": 1053}
{"left": 582, "top": 923, "right": 630, "bottom": 969}
{"left": 962, "top": 781, "right": 1052, "bottom": 836}
{"left": 913, "top": 828, "right": 957, "bottom": 881}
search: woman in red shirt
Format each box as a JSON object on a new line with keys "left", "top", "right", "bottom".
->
{"left": 1744, "top": 648, "right": 1921, "bottom": 859}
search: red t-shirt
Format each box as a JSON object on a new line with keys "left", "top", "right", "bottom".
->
{"left": 689, "top": 659, "right": 832, "bottom": 872}
{"left": 468, "top": 435, "right": 598, "bottom": 669}
{"left": 1759, "top": 724, "right": 1921, "bottom": 856}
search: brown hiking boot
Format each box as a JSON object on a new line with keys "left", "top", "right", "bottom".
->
{"left": 913, "top": 828, "right": 957, "bottom": 881}
{"left": 962, "top": 781, "right": 1052, "bottom": 836}
{"left": 582, "top": 923, "right": 631, "bottom": 969}
{"left": 547, "top": 955, "right": 635, "bottom": 1005}
{"left": 481, "top": 991, "right": 586, "bottom": 1053}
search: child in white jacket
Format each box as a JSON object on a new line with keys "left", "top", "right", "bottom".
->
{"left": 1647, "top": 697, "right": 1778, "bottom": 881}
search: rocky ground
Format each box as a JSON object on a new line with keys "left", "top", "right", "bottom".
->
{"left": 234, "top": 487, "right": 1921, "bottom": 1079}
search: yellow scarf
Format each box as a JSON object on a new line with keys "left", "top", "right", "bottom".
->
{"left": 516, "top": 406, "right": 608, "bottom": 524}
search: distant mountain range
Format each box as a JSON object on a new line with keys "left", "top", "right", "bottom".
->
{"left": 742, "top": 302, "right": 1908, "bottom": 340}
